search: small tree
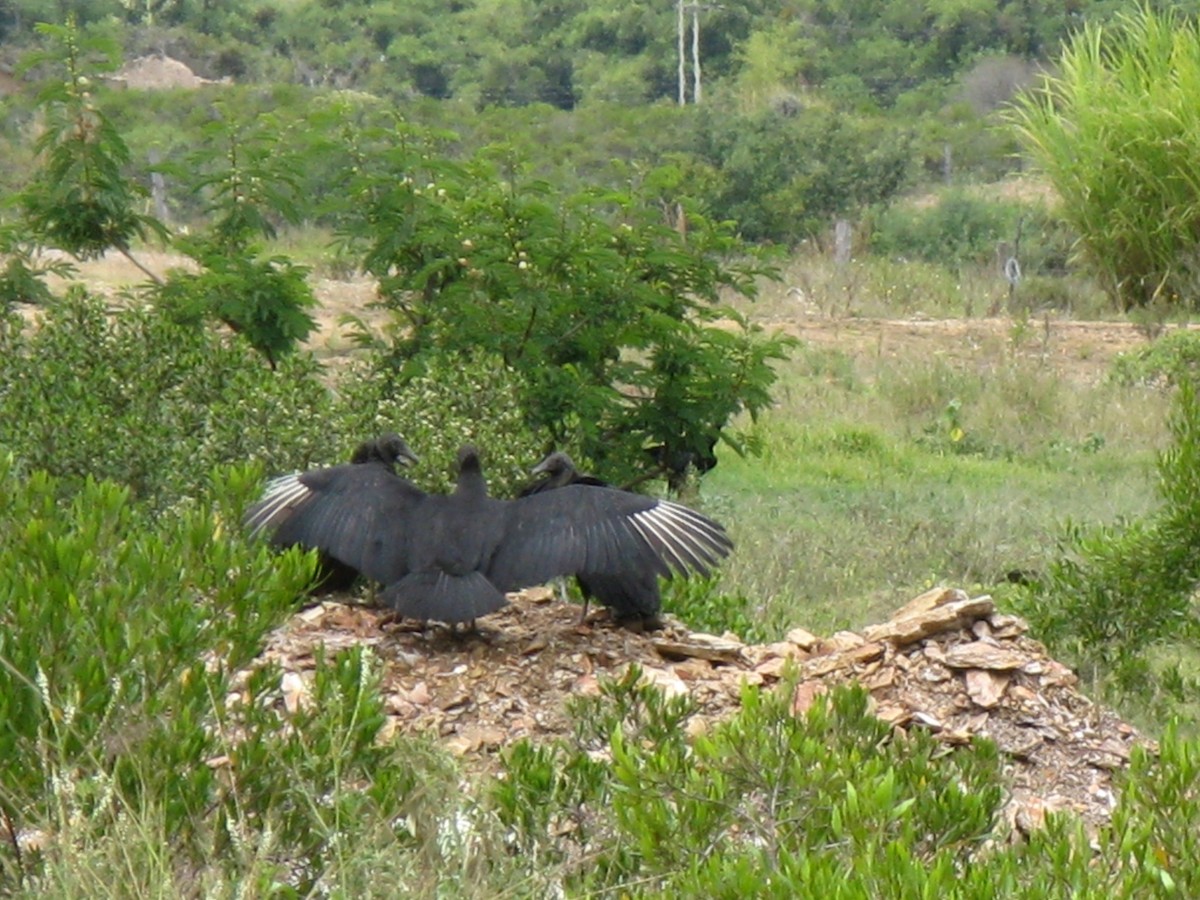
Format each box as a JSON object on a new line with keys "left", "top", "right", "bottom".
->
{"left": 10, "top": 20, "right": 316, "bottom": 368}
{"left": 16, "top": 20, "right": 167, "bottom": 280}
{"left": 1008, "top": 6, "right": 1200, "bottom": 310}
{"left": 335, "top": 125, "right": 792, "bottom": 487}
{"left": 152, "top": 114, "right": 317, "bottom": 368}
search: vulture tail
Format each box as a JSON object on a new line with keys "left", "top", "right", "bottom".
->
{"left": 381, "top": 572, "right": 508, "bottom": 624}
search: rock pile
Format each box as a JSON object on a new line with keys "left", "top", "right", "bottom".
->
{"left": 242, "top": 585, "right": 1145, "bottom": 832}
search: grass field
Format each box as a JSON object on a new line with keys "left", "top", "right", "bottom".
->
{"left": 703, "top": 323, "right": 1168, "bottom": 637}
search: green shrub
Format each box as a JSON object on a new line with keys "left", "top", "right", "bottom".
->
{"left": 692, "top": 103, "right": 913, "bottom": 244}
{"left": 1013, "top": 378, "right": 1200, "bottom": 700}
{"left": 0, "top": 457, "right": 479, "bottom": 893}
{"left": 334, "top": 127, "right": 792, "bottom": 487}
{"left": 661, "top": 576, "right": 769, "bottom": 643}
{"left": 869, "top": 190, "right": 1017, "bottom": 266}
{"left": 0, "top": 291, "right": 335, "bottom": 510}
{"left": 0, "top": 290, "right": 583, "bottom": 507}
{"left": 0, "top": 456, "right": 311, "bottom": 865}
{"left": 496, "top": 679, "right": 1007, "bottom": 895}
{"left": 1110, "top": 329, "right": 1200, "bottom": 388}
{"left": 153, "top": 240, "right": 318, "bottom": 370}
{"left": 329, "top": 350, "right": 550, "bottom": 497}
{"left": 1009, "top": 6, "right": 1200, "bottom": 310}
{"left": 868, "top": 191, "right": 1074, "bottom": 274}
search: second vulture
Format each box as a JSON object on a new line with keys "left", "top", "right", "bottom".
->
{"left": 519, "top": 450, "right": 667, "bottom": 626}
{"left": 246, "top": 443, "right": 733, "bottom": 625}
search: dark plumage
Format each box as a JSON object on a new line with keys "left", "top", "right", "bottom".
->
{"left": 246, "top": 444, "right": 733, "bottom": 626}
{"left": 521, "top": 451, "right": 610, "bottom": 493}
{"left": 520, "top": 451, "right": 667, "bottom": 625}
{"left": 647, "top": 436, "right": 719, "bottom": 494}
{"left": 250, "top": 433, "right": 419, "bottom": 592}
{"left": 349, "top": 433, "right": 419, "bottom": 469}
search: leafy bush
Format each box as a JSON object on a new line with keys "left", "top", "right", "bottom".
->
{"left": 0, "top": 288, "right": 572, "bottom": 512}
{"left": 334, "top": 124, "right": 793, "bottom": 487}
{"left": 0, "top": 457, "right": 484, "bottom": 894}
{"left": 868, "top": 191, "right": 1075, "bottom": 275}
{"left": 495, "top": 678, "right": 1009, "bottom": 895}
{"left": 661, "top": 576, "right": 769, "bottom": 643}
{"left": 153, "top": 238, "right": 317, "bottom": 370}
{"left": 1013, "top": 378, "right": 1200, "bottom": 696}
{"left": 206, "top": 647, "right": 463, "bottom": 892}
{"left": 0, "top": 291, "right": 335, "bottom": 509}
{"left": 0, "top": 456, "right": 311, "bottom": 869}
{"left": 691, "top": 102, "right": 913, "bottom": 243}
{"left": 869, "top": 191, "right": 1016, "bottom": 266}
{"left": 329, "top": 351, "right": 550, "bottom": 497}
{"left": 1111, "top": 329, "right": 1200, "bottom": 388}
{"left": 151, "top": 109, "right": 318, "bottom": 366}
{"left": 0, "top": 233, "right": 74, "bottom": 309}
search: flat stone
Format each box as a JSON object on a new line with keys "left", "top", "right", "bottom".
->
{"left": 944, "top": 642, "right": 1025, "bottom": 671}
{"left": 819, "top": 630, "right": 865, "bottom": 653}
{"left": 654, "top": 634, "right": 746, "bottom": 665}
{"left": 785, "top": 627, "right": 820, "bottom": 651}
{"left": 890, "top": 586, "right": 969, "bottom": 620}
{"left": 863, "top": 596, "right": 996, "bottom": 645}
{"left": 965, "top": 669, "right": 1010, "bottom": 708}
{"left": 638, "top": 666, "right": 690, "bottom": 699}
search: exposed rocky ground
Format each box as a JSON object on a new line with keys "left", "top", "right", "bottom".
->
{"left": 239, "top": 585, "right": 1145, "bottom": 835}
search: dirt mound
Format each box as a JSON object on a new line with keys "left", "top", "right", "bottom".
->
{"left": 239, "top": 586, "right": 1144, "bottom": 834}
{"left": 108, "top": 55, "right": 221, "bottom": 90}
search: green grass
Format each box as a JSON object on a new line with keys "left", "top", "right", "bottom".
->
{"left": 694, "top": 336, "right": 1169, "bottom": 637}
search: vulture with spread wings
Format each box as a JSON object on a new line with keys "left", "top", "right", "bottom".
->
{"left": 246, "top": 444, "right": 733, "bottom": 625}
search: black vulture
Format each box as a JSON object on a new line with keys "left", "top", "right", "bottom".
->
{"left": 245, "top": 444, "right": 733, "bottom": 626}
{"left": 349, "top": 433, "right": 419, "bottom": 469}
{"left": 519, "top": 450, "right": 669, "bottom": 626}
{"left": 247, "top": 432, "right": 419, "bottom": 592}
{"left": 646, "top": 435, "right": 720, "bottom": 494}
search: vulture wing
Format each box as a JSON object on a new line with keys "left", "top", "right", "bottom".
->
{"left": 243, "top": 463, "right": 426, "bottom": 586}
{"left": 485, "top": 485, "right": 733, "bottom": 593}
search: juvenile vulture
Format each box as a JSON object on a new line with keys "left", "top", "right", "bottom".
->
{"left": 248, "top": 432, "right": 419, "bottom": 592}
{"left": 519, "top": 450, "right": 666, "bottom": 626}
{"left": 246, "top": 444, "right": 733, "bottom": 626}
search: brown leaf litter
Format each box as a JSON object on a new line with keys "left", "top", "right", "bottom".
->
{"left": 236, "top": 585, "right": 1148, "bottom": 835}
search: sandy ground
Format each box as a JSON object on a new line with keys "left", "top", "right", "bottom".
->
{"left": 37, "top": 250, "right": 1178, "bottom": 383}
{"left": 772, "top": 314, "right": 1175, "bottom": 385}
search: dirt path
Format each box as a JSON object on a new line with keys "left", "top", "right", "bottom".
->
{"left": 768, "top": 315, "right": 1177, "bottom": 385}
{"left": 45, "top": 252, "right": 1180, "bottom": 382}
